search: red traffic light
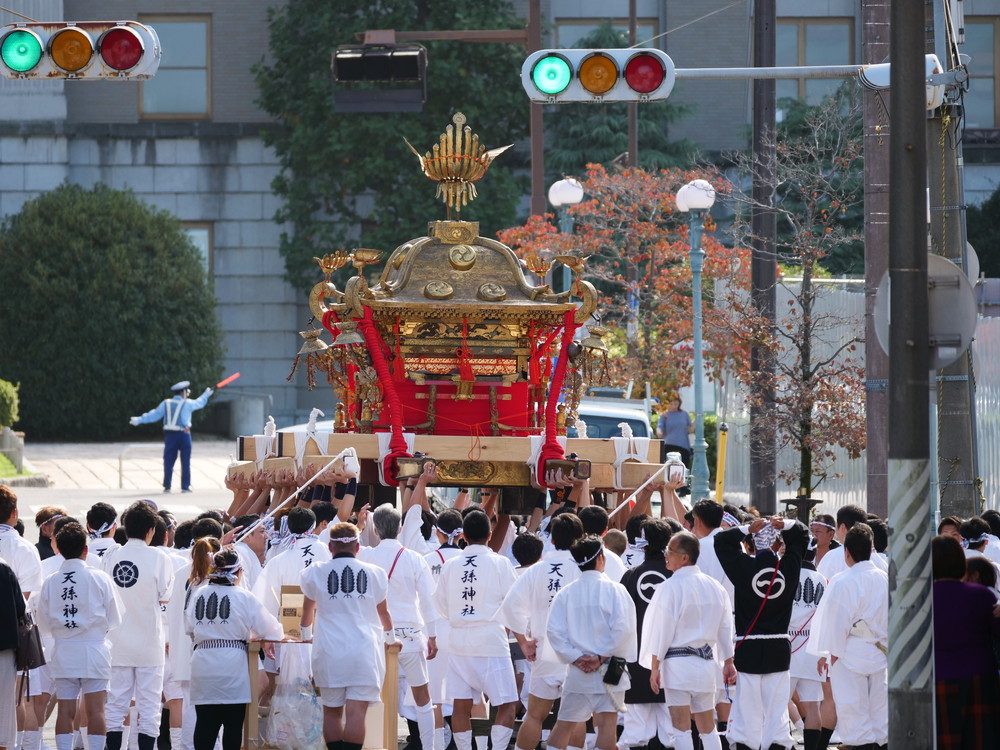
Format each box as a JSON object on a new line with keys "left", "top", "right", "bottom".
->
{"left": 624, "top": 53, "right": 666, "bottom": 94}
{"left": 100, "top": 26, "right": 144, "bottom": 71}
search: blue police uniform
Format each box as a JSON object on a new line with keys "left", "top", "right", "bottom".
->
{"left": 131, "top": 381, "right": 213, "bottom": 491}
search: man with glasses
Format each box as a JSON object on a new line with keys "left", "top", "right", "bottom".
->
{"left": 640, "top": 531, "right": 734, "bottom": 750}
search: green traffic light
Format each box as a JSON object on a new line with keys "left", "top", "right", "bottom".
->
{"left": 1, "top": 30, "right": 42, "bottom": 72}
{"left": 532, "top": 55, "right": 571, "bottom": 95}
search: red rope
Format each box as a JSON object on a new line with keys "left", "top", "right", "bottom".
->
{"left": 537, "top": 310, "right": 579, "bottom": 488}
{"left": 321, "top": 310, "right": 341, "bottom": 341}
{"left": 456, "top": 316, "right": 475, "bottom": 382}
{"left": 355, "top": 307, "right": 411, "bottom": 486}
{"left": 392, "top": 315, "right": 406, "bottom": 382}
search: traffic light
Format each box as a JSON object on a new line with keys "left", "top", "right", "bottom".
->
{"left": 332, "top": 44, "right": 427, "bottom": 113}
{"left": 521, "top": 49, "right": 676, "bottom": 103}
{"left": 0, "top": 21, "right": 160, "bottom": 80}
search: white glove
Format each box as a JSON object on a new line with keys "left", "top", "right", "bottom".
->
{"left": 204, "top": 388, "right": 214, "bottom": 396}
{"left": 129, "top": 417, "right": 140, "bottom": 426}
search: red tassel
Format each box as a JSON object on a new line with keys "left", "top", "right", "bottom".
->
{"left": 457, "top": 316, "right": 475, "bottom": 382}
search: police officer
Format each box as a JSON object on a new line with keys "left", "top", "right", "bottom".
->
{"left": 130, "top": 380, "right": 213, "bottom": 493}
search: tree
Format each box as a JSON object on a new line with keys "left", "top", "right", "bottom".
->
{"left": 717, "top": 95, "right": 866, "bottom": 497}
{"left": 544, "top": 22, "right": 698, "bottom": 183}
{"left": 254, "top": 0, "right": 530, "bottom": 291}
{"left": 498, "top": 164, "right": 747, "bottom": 401}
{"left": 0, "top": 184, "right": 223, "bottom": 440}
{"left": 966, "top": 184, "right": 1000, "bottom": 279}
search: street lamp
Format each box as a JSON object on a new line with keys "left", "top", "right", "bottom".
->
{"left": 548, "top": 178, "right": 584, "bottom": 293}
{"left": 675, "top": 179, "right": 716, "bottom": 502}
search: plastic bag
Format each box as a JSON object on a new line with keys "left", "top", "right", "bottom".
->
{"left": 262, "top": 643, "right": 325, "bottom": 750}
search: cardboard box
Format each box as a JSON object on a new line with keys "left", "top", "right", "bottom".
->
{"left": 279, "top": 585, "right": 305, "bottom": 640}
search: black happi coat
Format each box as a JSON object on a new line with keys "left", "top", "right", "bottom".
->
{"left": 715, "top": 522, "right": 809, "bottom": 674}
{"left": 620, "top": 553, "right": 672, "bottom": 703}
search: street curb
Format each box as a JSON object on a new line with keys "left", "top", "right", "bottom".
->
{"left": 0, "top": 473, "right": 52, "bottom": 487}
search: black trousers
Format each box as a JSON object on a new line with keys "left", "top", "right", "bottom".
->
{"left": 193, "top": 703, "right": 245, "bottom": 750}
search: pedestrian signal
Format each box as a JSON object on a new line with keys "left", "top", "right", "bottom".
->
{"left": 0, "top": 21, "right": 160, "bottom": 80}
{"left": 522, "top": 49, "right": 675, "bottom": 103}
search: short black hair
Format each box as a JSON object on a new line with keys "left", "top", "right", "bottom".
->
{"left": 191, "top": 517, "right": 223, "bottom": 541}
{"left": 511, "top": 533, "right": 544, "bottom": 567}
{"left": 550, "top": 513, "right": 584, "bottom": 551}
{"left": 86, "top": 503, "right": 118, "bottom": 536}
{"left": 937, "top": 515, "right": 963, "bottom": 534}
{"left": 55, "top": 522, "right": 88, "bottom": 560}
{"left": 123, "top": 501, "right": 159, "bottom": 540}
{"left": 843, "top": 523, "right": 873, "bottom": 563}
{"left": 151, "top": 516, "right": 167, "bottom": 547}
{"left": 234, "top": 514, "right": 260, "bottom": 531}
{"left": 691, "top": 499, "right": 723, "bottom": 530}
{"left": 420, "top": 510, "right": 436, "bottom": 541}
{"left": 966, "top": 555, "right": 997, "bottom": 588}
{"left": 0, "top": 485, "right": 17, "bottom": 524}
{"left": 960, "top": 517, "right": 991, "bottom": 549}
{"left": 868, "top": 517, "right": 888, "bottom": 554}
{"left": 625, "top": 513, "right": 650, "bottom": 544}
{"left": 980, "top": 509, "right": 1000, "bottom": 538}
{"left": 836, "top": 504, "right": 868, "bottom": 531}
{"left": 436, "top": 509, "right": 463, "bottom": 537}
{"left": 286, "top": 507, "right": 317, "bottom": 535}
{"left": 640, "top": 518, "right": 673, "bottom": 556}
{"left": 312, "top": 501, "right": 338, "bottom": 525}
{"left": 462, "top": 509, "right": 491, "bottom": 544}
{"left": 932, "top": 534, "right": 966, "bottom": 581}
{"left": 570, "top": 535, "right": 605, "bottom": 571}
{"left": 577, "top": 505, "right": 609, "bottom": 536}
{"left": 196, "top": 509, "right": 226, "bottom": 524}
{"left": 174, "top": 520, "right": 195, "bottom": 549}
{"left": 52, "top": 516, "right": 79, "bottom": 535}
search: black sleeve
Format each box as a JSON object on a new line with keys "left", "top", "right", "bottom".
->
{"left": 715, "top": 526, "right": 750, "bottom": 585}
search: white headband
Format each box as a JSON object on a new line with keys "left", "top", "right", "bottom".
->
{"left": 722, "top": 512, "right": 740, "bottom": 528}
{"left": 330, "top": 534, "right": 359, "bottom": 544}
{"left": 575, "top": 546, "right": 603, "bottom": 567}
{"left": 962, "top": 533, "right": 990, "bottom": 548}
{"left": 436, "top": 526, "right": 462, "bottom": 544}
{"left": 811, "top": 521, "right": 836, "bottom": 531}
{"left": 88, "top": 521, "right": 114, "bottom": 539}
{"left": 632, "top": 528, "right": 649, "bottom": 549}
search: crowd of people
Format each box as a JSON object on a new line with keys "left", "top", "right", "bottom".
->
{"left": 1, "top": 469, "right": 999, "bottom": 750}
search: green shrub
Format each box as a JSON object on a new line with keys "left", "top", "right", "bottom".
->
{"left": 0, "top": 379, "right": 18, "bottom": 428}
{"left": 0, "top": 184, "right": 224, "bottom": 440}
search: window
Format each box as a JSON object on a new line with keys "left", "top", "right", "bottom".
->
{"left": 776, "top": 19, "right": 854, "bottom": 105}
{"left": 555, "top": 19, "right": 659, "bottom": 49}
{"left": 183, "top": 223, "right": 213, "bottom": 277}
{"left": 140, "top": 16, "right": 211, "bottom": 118}
{"left": 964, "top": 19, "right": 997, "bottom": 128}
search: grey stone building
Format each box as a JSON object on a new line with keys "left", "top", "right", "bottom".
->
{"left": 2, "top": 0, "right": 997, "bottom": 433}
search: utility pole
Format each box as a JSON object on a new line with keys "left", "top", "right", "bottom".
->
{"left": 750, "top": 0, "right": 777, "bottom": 514}
{"left": 887, "top": 0, "right": 934, "bottom": 743}
{"left": 862, "top": 0, "right": 891, "bottom": 519}
{"left": 927, "top": 0, "right": 980, "bottom": 519}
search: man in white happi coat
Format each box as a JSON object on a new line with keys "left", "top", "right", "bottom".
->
{"left": 434, "top": 509, "right": 519, "bottom": 750}
{"left": 810, "top": 524, "right": 888, "bottom": 750}
{"left": 232, "top": 513, "right": 266, "bottom": 591}
{"left": 815, "top": 506, "right": 888, "bottom": 580}
{"left": 301, "top": 522, "right": 395, "bottom": 750}
{"left": 252, "top": 506, "right": 332, "bottom": 616}
{"left": 85, "top": 503, "right": 121, "bottom": 567}
{"left": 640, "top": 531, "right": 735, "bottom": 750}
{"left": 0, "top": 485, "right": 42, "bottom": 596}
{"left": 359, "top": 505, "right": 440, "bottom": 750}
{"left": 498, "top": 513, "right": 584, "bottom": 750}
{"left": 36, "top": 522, "right": 122, "bottom": 750}
{"left": 545, "top": 535, "right": 637, "bottom": 750}
{"left": 101, "top": 501, "right": 176, "bottom": 750}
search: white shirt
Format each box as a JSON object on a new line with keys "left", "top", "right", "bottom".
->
{"left": 622, "top": 546, "right": 644, "bottom": 569}
{"left": 36, "top": 558, "right": 122, "bottom": 679}
{"left": 0, "top": 523, "right": 42, "bottom": 594}
{"left": 639, "top": 564, "right": 735, "bottom": 694}
{"left": 547, "top": 569, "right": 637, "bottom": 694}
{"left": 697, "top": 527, "right": 735, "bottom": 608}
{"left": 301, "top": 555, "right": 389, "bottom": 690}
{"left": 85, "top": 537, "right": 120, "bottom": 567}
{"left": 400, "top": 505, "right": 435, "bottom": 556}
{"left": 40, "top": 553, "right": 64, "bottom": 582}
{"left": 811, "top": 559, "right": 888, "bottom": 675}
{"left": 603, "top": 547, "right": 626, "bottom": 582}
{"left": 433, "top": 543, "right": 517, "bottom": 657}
{"left": 252, "top": 535, "right": 332, "bottom": 616}
{"left": 165, "top": 562, "right": 199, "bottom": 682}
{"left": 359, "top": 538, "right": 438, "bottom": 636}
{"left": 102, "top": 538, "right": 175, "bottom": 667}
{"left": 816, "top": 544, "right": 888, "bottom": 580}
{"left": 788, "top": 566, "right": 828, "bottom": 680}
{"left": 235, "top": 542, "right": 263, "bottom": 591}
{"left": 497, "top": 548, "right": 580, "bottom": 663}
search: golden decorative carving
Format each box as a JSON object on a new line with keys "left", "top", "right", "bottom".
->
{"left": 424, "top": 281, "right": 455, "bottom": 300}
{"left": 429, "top": 221, "right": 479, "bottom": 244}
{"left": 478, "top": 283, "right": 506, "bottom": 302}
{"left": 448, "top": 244, "right": 477, "bottom": 270}
{"left": 314, "top": 250, "right": 351, "bottom": 280}
{"left": 404, "top": 112, "right": 512, "bottom": 218}
{"left": 352, "top": 248, "right": 382, "bottom": 277}
{"left": 436, "top": 460, "right": 498, "bottom": 483}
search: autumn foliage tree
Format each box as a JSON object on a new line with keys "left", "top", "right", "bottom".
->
{"left": 498, "top": 165, "right": 747, "bottom": 401}
{"left": 716, "top": 95, "right": 866, "bottom": 496}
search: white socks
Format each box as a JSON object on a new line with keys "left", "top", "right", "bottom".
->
{"left": 415, "top": 703, "right": 436, "bottom": 750}
{"left": 474, "top": 735, "right": 488, "bottom": 750}
{"left": 21, "top": 730, "right": 41, "bottom": 750}
{"left": 169, "top": 729, "right": 182, "bottom": 750}
{"left": 699, "top": 729, "right": 721, "bottom": 750}
{"left": 55, "top": 735, "right": 74, "bottom": 750}
{"left": 491, "top": 726, "right": 514, "bottom": 750}
{"left": 87, "top": 735, "right": 107, "bottom": 750}
{"left": 453, "top": 730, "right": 473, "bottom": 750}
{"left": 672, "top": 732, "right": 693, "bottom": 750}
